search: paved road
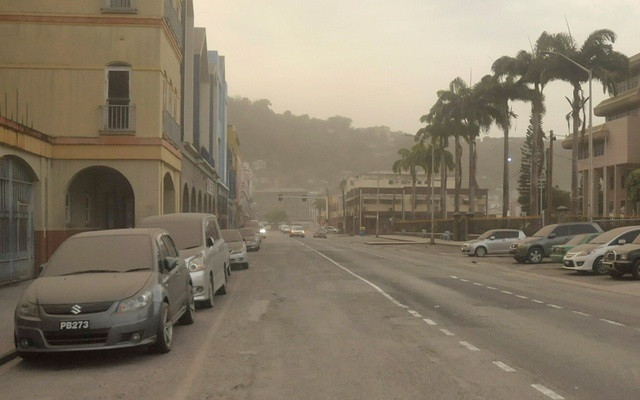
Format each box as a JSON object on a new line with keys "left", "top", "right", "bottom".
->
{"left": 1, "top": 233, "right": 640, "bottom": 399}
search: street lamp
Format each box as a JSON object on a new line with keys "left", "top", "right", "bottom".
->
{"left": 544, "top": 50, "right": 593, "bottom": 221}
{"left": 430, "top": 142, "right": 435, "bottom": 245}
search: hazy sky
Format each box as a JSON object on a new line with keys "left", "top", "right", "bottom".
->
{"left": 193, "top": 0, "right": 639, "bottom": 140}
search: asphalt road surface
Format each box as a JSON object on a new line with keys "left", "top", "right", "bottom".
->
{"left": 2, "top": 233, "right": 640, "bottom": 399}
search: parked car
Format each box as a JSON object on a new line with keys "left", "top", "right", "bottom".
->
{"left": 290, "top": 225, "right": 305, "bottom": 237}
{"left": 324, "top": 226, "right": 339, "bottom": 234}
{"left": 239, "top": 227, "right": 261, "bottom": 251}
{"left": 221, "top": 229, "right": 249, "bottom": 269}
{"left": 461, "top": 229, "right": 525, "bottom": 257}
{"left": 562, "top": 226, "right": 640, "bottom": 275}
{"left": 137, "top": 213, "right": 230, "bottom": 308}
{"left": 603, "top": 234, "right": 640, "bottom": 278}
{"left": 550, "top": 233, "right": 600, "bottom": 263}
{"left": 510, "top": 222, "right": 603, "bottom": 264}
{"left": 14, "top": 229, "right": 194, "bottom": 358}
{"left": 281, "top": 225, "right": 291, "bottom": 234}
{"left": 313, "top": 228, "right": 328, "bottom": 238}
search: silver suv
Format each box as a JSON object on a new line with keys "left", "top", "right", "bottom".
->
{"left": 462, "top": 229, "right": 526, "bottom": 257}
{"left": 510, "top": 222, "right": 603, "bottom": 264}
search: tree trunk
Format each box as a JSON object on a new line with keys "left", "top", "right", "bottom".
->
{"left": 469, "top": 138, "right": 478, "bottom": 214}
{"left": 571, "top": 84, "right": 580, "bottom": 216}
{"left": 454, "top": 135, "right": 462, "bottom": 213}
{"left": 411, "top": 172, "right": 417, "bottom": 220}
{"left": 502, "top": 123, "right": 510, "bottom": 217}
{"left": 440, "top": 149, "right": 447, "bottom": 218}
{"left": 530, "top": 88, "right": 541, "bottom": 216}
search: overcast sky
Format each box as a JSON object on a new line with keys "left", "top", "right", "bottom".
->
{"left": 193, "top": 0, "right": 639, "bottom": 140}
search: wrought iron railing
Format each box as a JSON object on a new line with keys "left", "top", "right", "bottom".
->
{"left": 102, "top": 0, "right": 137, "bottom": 13}
{"left": 100, "top": 104, "right": 135, "bottom": 133}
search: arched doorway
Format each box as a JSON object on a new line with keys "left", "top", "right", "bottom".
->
{"left": 163, "top": 173, "right": 175, "bottom": 214}
{"left": 182, "top": 184, "right": 189, "bottom": 212}
{"left": 0, "top": 156, "right": 37, "bottom": 283}
{"left": 66, "top": 166, "right": 134, "bottom": 230}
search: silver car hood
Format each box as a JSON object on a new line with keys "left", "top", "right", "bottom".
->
{"left": 226, "top": 241, "right": 244, "bottom": 251}
{"left": 26, "top": 271, "right": 152, "bottom": 304}
{"left": 179, "top": 247, "right": 203, "bottom": 260}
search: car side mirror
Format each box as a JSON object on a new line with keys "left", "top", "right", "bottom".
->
{"left": 489, "top": 236, "right": 496, "bottom": 241}
{"left": 206, "top": 237, "right": 214, "bottom": 247}
{"left": 618, "top": 239, "right": 627, "bottom": 245}
{"left": 548, "top": 233, "right": 557, "bottom": 239}
{"left": 163, "top": 257, "right": 180, "bottom": 272}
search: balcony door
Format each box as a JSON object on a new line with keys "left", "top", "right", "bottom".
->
{"left": 106, "top": 64, "right": 131, "bottom": 131}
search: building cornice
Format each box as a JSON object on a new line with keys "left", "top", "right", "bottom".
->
{"left": 594, "top": 88, "right": 640, "bottom": 117}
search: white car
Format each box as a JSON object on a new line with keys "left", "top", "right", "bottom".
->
{"left": 562, "top": 226, "right": 640, "bottom": 275}
{"left": 221, "top": 229, "right": 249, "bottom": 269}
{"left": 137, "top": 213, "right": 230, "bottom": 308}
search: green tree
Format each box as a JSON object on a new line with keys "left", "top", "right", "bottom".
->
{"left": 551, "top": 29, "right": 628, "bottom": 216}
{"left": 392, "top": 141, "right": 430, "bottom": 219}
{"left": 626, "top": 169, "right": 640, "bottom": 204}
{"left": 517, "top": 112, "right": 546, "bottom": 214}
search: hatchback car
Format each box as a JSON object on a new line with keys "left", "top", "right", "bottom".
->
{"left": 549, "top": 233, "right": 600, "bottom": 263}
{"left": 290, "top": 225, "right": 305, "bottom": 237}
{"left": 14, "top": 229, "right": 194, "bottom": 358}
{"left": 239, "top": 227, "right": 261, "bottom": 251}
{"left": 563, "top": 226, "right": 640, "bottom": 275}
{"left": 222, "top": 229, "right": 249, "bottom": 269}
{"left": 461, "top": 229, "right": 525, "bottom": 257}
{"left": 313, "top": 229, "right": 328, "bottom": 238}
{"left": 137, "top": 213, "right": 230, "bottom": 308}
{"left": 510, "top": 222, "right": 603, "bottom": 264}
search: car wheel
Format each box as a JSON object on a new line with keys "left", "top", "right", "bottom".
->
{"left": 216, "top": 272, "right": 227, "bottom": 295}
{"left": 631, "top": 260, "right": 640, "bottom": 279}
{"left": 474, "top": 246, "right": 487, "bottom": 257}
{"left": 527, "top": 247, "right": 544, "bottom": 264}
{"left": 152, "top": 302, "right": 172, "bottom": 354}
{"left": 178, "top": 285, "right": 195, "bottom": 325}
{"left": 609, "top": 270, "right": 624, "bottom": 279}
{"left": 201, "top": 276, "right": 215, "bottom": 309}
{"left": 592, "top": 256, "right": 607, "bottom": 275}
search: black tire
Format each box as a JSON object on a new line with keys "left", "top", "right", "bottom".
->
{"left": 631, "top": 260, "right": 640, "bottom": 279}
{"left": 474, "top": 246, "right": 487, "bottom": 257}
{"left": 216, "top": 272, "right": 227, "bottom": 295}
{"left": 151, "top": 302, "right": 172, "bottom": 354}
{"left": 178, "top": 285, "right": 195, "bottom": 325}
{"left": 592, "top": 256, "right": 607, "bottom": 275}
{"left": 527, "top": 247, "right": 544, "bottom": 264}
{"left": 609, "top": 270, "right": 624, "bottom": 279}
{"left": 200, "top": 276, "right": 215, "bottom": 309}
{"left": 243, "top": 262, "right": 249, "bottom": 269}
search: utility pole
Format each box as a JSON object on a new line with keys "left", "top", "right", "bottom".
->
{"left": 375, "top": 171, "right": 380, "bottom": 237}
{"left": 546, "top": 130, "right": 555, "bottom": 221}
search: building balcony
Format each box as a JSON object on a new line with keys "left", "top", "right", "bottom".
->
{"left": 101, "top": 0, "right": 137, "bottom": 13}
{"left": 162, "top": 109, "right": 181, "bottom": 146}
{"left": 99, "top": 104, "right": 135, "bottom": 133}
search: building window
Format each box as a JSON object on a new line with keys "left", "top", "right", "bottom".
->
{"left": 388, "top": 180, "right": 394, "bottom": 185}
{"left": 101, "top": 63, "right": 134, "bottom": 132}
{"left": 594, "top": 142, "right": 604, "bottom": 157}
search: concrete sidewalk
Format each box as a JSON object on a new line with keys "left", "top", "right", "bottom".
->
{"left": 0, "top": 279, "right": 32, "bottom": 364}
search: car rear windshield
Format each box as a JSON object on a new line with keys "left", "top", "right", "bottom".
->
{"left": 221, "top": 229, "right": 243, "bottom": 242}
{"left": 42, "top": 235, "right": 153, "bottom": 277}
{"left": 138, "top": 220, "right": 203, "bottom": 250}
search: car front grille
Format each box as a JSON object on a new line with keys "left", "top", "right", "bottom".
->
{"left": 44, "top": 329, "right": 110, "bottom": 346}
{"left": 42, "top": 301, "right": 114, "bottom": 315}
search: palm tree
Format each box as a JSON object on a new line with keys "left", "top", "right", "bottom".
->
{"left": 416, "top": 123, "right": 455, "bottom": 217}
{"left": 492, "top": 32, "right": 569, "bottom": 216}
{"left": 477, "top": 73, "right": 535, "bottom": 217}
{"left": 550, "top": 29, "right": 628, "bottom": 217}
{"left": 392, "top": 141, "right": 429, "bottom": 219}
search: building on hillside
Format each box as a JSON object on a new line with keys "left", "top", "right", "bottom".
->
{"left": 0, "top": 0, "right": 229, "bottom": 283}
{"left": 562, "top": 52, "right": 640, "bottom": 216}
{"left": 337, "top": 171, "right": 488, "bottom": 235}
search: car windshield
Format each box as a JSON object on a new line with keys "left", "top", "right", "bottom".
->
{"left": 221, "top": 229, "right": 243, "bottom": 242}
{"left": 239, "top": 228, "right": 256, "bottom": 237}
{"left": 590, "top": 227, "right": 631, "bottom": 244}
{"left": 476, "top": 230, "right": 496, "bottom": 240}
{"left": 564, "top": 234, "right": 589, "bottom": 246}
{"left": 42, "top": 235, "right": 153, "bottom": 277}
{"left": 531, "top": 225, "right": 556, "bottom": 237}
{"left": 138, "top": 220, "right": 202, "bottom": 250}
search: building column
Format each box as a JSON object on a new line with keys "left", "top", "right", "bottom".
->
{"left": 613, "top": 164, "right": 618, "bottom": 216}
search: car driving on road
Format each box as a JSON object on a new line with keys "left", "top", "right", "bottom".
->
{"left": 137, "top": 213, "right": 230, "bottom": 308}
{"left": 222, "top": 229, "right": 249, "bottom": 269}
{"left": 461, "top": 229, "right": 525, "bottom": 257}
{"left": 239, "top": 227, "right": 261, "bottom": 251}
{"left": 290, "top": 225, "right": 305, "bottom": 237}
{"left": 14, "top": 229, "right": 195, "bottom": 358}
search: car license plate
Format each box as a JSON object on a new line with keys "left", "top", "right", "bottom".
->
{"left": 59, "top": 320, "right": 90, "bottom": 330}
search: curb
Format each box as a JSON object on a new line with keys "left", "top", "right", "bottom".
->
{"left": 0, "top": 349, "right": 17, "bottom": 366}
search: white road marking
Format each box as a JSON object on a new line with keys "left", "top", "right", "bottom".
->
{"left": 531, "top": 384, "right": 565, "bottom": 399}
{"left": 423, "top": 318, "right": 437, "bottom": 326}
{"left": 408, "top": 310, "right": 422, "bottom": 318}
{"left": 460, "top": 278, "right": 470, "bottom": 282}
{"left": 600, "top": 318, "right": 625, "bottom": 326}
{"left": 531, "top": 299, "right": 544, "bottom": 304}
{"left": 547, "top": 304, "right": 563, "bottom": 309}
{"left": 572, "top": 311, "right": 591, "bottom": 317}
{"left": 493, "top": 361, "right": 516, "bottom": 372}
{"left": 516, "top": 295, "right": 528, "bottom": 299}
{"left": 450, "top": 275, "right": 458, "bottom": 279}
{"left": 501, "top": 290, "right": 513, "bottom": 295}
{"left": 486, "top": 286, "right": 497, "bottom": 290}
{"left": 439, "top": 329, "right": 455, "bottom": 336}
{"left": 459, "top": 341, "right": 480, "bottom": 351}
{"left": 300, "top": 242, "right": 408, "bottom": 309}
{"left": 472, "top": 282, "right": 483, "bottom": 286}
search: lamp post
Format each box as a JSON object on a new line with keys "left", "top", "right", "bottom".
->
{"left": 430, "top": 142, "right": 435, "bottom": 245}
{"left": 544, "top": 51, "right": 593, "bottom": 221}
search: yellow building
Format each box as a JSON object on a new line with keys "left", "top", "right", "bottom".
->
{"left": 0, "top": 0, "right": 221, "bottom": 283}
